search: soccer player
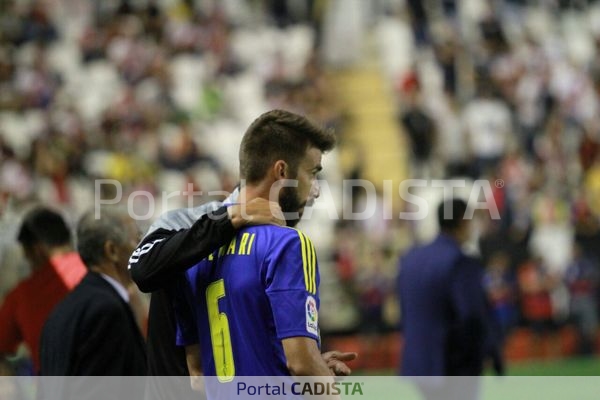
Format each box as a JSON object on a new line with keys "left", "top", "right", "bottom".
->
{"left": 173, "top": 110, "right": 341, "bottom": 397}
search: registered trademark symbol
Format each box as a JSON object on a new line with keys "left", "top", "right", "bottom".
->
{"left": 495, "top": 179, "right": 504, "bottom": 188}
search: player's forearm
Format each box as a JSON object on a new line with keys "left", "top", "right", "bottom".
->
{"left": 185, "top": 344, "right": 202, "bottom": 376}
{"left": 287, "top": 356, "right": 333, "bottom": 377}
{"left": 282, "top": 337, "right": 341, "bottom": 399}
{"left": 185, "top": 345, "right": 206, "bottom": 392}
{"left": 129, "top": 209, "right": 235, "bottom": 292}
{"left": 283, "top": 337, "right": 333, "bottom": 376}
{"left": 288, "top": 363, "right": 341, "bottom": 400}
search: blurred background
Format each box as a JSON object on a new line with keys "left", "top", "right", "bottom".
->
{"left": 0, "top": 0, "right": 599, "bottom": 375}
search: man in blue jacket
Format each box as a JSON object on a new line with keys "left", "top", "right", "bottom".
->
{"left": 397, "top": 198, "right": 502, "bottom": 398}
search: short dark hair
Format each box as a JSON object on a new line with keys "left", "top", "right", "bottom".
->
{"left": 437, "top": 198, "right": 468, "bottom": 232}
{"left": 76, "top": 210, "right": 128, "bottom": 268}
{"left": 239, "top": 109, "right": 336, "bottom": 184}
{"left": 17, "top": 207, "right": 72, "bottom": 248}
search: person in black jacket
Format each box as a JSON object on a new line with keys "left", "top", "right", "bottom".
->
{"left": 40, "top": 209, "right": 146, "bottom": 376}
{"left": 39, "top": 209, "right": 147, "bottom": 400}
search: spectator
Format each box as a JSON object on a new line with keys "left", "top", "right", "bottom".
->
{"left": 517, "top": 257, "right": 562, "bottom": 358}
{"left": 573, "top": 197, "right": 600, "bottom": 266}
{"left": 406, "top": 0, "right": 430, "bottom": 46}
{"left": 483, "top": 251, "right": 518, "bottom": 342}
{"left": 398, "top": 80, "right": 436, "bottom": 178}
{"left": 462, "top": 81, "right": 512, "bottom": 177}
{"left": 433, "top": 33, "right": 458, "bottom": 96}
{"left": 0, "top": 207, "right": 86, "bottom": 373}
{"left": 564, "top": 244, "right": 599, "bottom": 355}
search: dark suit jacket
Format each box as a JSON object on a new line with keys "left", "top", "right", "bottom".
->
{"left": 40, "top": 272, "right": 147, "bottom": 376}
{"left": 397, "top": 234, "right": 489, "bottom": 376}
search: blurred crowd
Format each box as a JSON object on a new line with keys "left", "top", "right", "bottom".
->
{"left": 0, "top": 0, "right": 343, "bottom": 215}
{"left": 329, "top": 0, "right": 600, "bottom": 356}
{"left": 0, "top": 0, "right": 343, "bottom": 297}
{"left": 1, "top": 0, "right": 599, "bottom": 367}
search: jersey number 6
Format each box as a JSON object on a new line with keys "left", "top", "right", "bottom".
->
{"left": 206, "top": 279, "right": 235, "bottom": 382}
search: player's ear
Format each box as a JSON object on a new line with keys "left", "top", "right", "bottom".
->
{"left": 273, "top": 160, "right": 288, "bottom": 180}
{"left": 104, "top": 240, "right": 120, "bottom": 264}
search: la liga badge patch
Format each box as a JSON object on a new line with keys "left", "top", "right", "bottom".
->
{"left": 305, "top": 296, "right": 318, "bottom": 335}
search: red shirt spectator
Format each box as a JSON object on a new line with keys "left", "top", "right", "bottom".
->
{"left": 0, "top": 207, "right": 86, "bottom": 373}
{"left": 0, "top": 252, "right": 85, "bottom": 371}
{"left": 518, "top": 259, "right": 556, "bottom": 322}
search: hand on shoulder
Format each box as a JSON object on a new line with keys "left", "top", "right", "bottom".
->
{"left": 228, "top": 198, "right": 285, "bottom": 229}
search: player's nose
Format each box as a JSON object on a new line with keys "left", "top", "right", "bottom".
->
{"left": 311, "top": 180, "right": 320, "bottom": 199}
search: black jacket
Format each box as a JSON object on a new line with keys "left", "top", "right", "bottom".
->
{"left": 128, "top": 204, "right": 235, "bottom": 376}
{"left": 40, "top": 272, "right": 147, "bottom": 376}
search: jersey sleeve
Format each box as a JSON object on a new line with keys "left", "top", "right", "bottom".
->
{"left": 128, "top": 206, "right": 235, "bottom": 292}
{"left": 264, "top": 229, "right": 320, "bottom": 342}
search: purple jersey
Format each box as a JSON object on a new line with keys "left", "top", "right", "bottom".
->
{"left": 173, "top": 225, "right": 320, "bottom": 379}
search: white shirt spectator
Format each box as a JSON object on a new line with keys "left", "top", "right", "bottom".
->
{"left": 462, "top": 97, "right": 512, "bottom": 159}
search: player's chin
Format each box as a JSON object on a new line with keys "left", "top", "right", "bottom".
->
{"left": 285, "top": 217, "right": 301, "bottom": 227}
{"left": 298, "top": 204, "right": 311, "bottom": 218}
{"left": 300, "top": 199, "right": 310, "bottom": 210}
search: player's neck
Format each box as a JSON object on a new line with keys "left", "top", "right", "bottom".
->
{"left": 48, "top": 244, "right": 74, "bottom": 258}
{"left": 90, "top": 263, "right": 129, "bottom": 288}
{"left": 239, "top": 180, "right": 275, "bottom": 203}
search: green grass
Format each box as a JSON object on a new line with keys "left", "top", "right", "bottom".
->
{"left": 506, "top": 357, "right": 600, "bottom": 376}
{"left": 343, "top": 360, "right": 600, "bottom": 400}
{"left": 355, "top": 356, "right": 600, "bottom": 376}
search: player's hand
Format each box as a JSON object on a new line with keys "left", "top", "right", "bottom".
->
{"left": 321, "top": 351, "right": 358, "bottom": 376}
{"left": 228, "top": 198, "right": 285, "bottom": 229}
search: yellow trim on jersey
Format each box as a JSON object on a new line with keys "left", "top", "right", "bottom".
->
{"left": 298, "top": 231, "right": 310, "bottom": 292}
{"left": 297, "top": 231, "right": 317, "bottom": 294}
{"left": 309, "top": 239, "right": 317, "bottom": 294}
